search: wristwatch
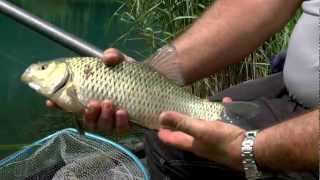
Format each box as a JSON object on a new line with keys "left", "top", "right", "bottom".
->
{"left": 241, "top": 130, "right": 264, "bottom": 180}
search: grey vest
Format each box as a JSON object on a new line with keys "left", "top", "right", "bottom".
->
{"left": 283, "top": 0, "right": 319, "bottom": 107}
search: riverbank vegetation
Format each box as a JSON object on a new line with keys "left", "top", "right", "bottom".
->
{"left": 113, "top": 0, "right": 301, "bottom": 97}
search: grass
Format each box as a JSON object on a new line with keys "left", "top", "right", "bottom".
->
{"left": 112, "top": 0, "right": 301, "bottom": 97}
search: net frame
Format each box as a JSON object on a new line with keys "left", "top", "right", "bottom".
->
{"left": 0, "top": 128, "right": 149, "bottom": 180}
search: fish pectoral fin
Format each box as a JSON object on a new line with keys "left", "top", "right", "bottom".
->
{"left": 64, "top": 83, "right": 84, "bottom": 111}
{"left": 144, "top": 44, "right": 185, "bottom": 86}
{"left": 221, "top": 101, "right": 260, "bottom": 130}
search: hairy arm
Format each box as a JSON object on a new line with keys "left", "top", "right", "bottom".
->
{"left": 251, "top": 109, "right": 319, "bottom": 171}
{"left": 159, "top": 109, "right": 319, "bottom": 172}
{"left": 172, "top": 0, "right": 302, "bottom": 84}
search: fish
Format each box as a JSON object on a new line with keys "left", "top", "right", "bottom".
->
{"left": 21, "top": 47, "right": 258, "bottom": 130}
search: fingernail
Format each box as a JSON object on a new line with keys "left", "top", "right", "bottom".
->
{"left": 45, "top": 100, "right": 51, "bottom": 107}
{"left": 159, "top": 112, "right": 173, "bottom": 125}
{"left": 160, "top": 111, "right": 174, "bottom": 120}
{"left": 103, "top": 100, "right": 112, "bottom": 108}
{"left": 160, "top": 112, "right": 184, "bottom": 129}
{"left": 85, "top": 106, "right": 94, "bottom": 114}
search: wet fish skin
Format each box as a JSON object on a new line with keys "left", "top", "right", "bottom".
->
{"left": 21, "top": 57, "right": 225, "bottom": 129}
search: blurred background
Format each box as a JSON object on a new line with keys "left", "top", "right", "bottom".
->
{"left": 0, "top": 0, "right": 150, "bottom": 159}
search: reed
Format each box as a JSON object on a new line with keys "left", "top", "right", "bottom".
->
{"left": 112, "top": 0, "right": 301, "bottom": 97}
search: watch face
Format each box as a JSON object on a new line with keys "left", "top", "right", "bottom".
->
{"left": 244, "top": 139, "right": 254, "bottom": 146}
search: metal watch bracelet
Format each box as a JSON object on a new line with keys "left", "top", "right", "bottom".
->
{"left": 241, "top": 130, "right": 264, "bottom": 180}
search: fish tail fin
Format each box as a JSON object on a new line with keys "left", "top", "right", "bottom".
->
{"left": 221, "top": 101, "right": 260, "bottom": 130}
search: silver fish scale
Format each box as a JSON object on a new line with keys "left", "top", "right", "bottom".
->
{"left": 65, "top": 57, "right": 224, "bottom": 129}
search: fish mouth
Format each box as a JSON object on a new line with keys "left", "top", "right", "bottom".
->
{"left": 21, "top": 68, "right": 41, "bottom": 92}
{"left": 21, "top": 66, "right": 33, "bottom": 83}
{"left": 20, "top": 65, "right": 70, "bottom": 96}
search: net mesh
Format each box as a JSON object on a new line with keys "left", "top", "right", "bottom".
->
{"left": 0, "top": 129, "right": 148, "bottom": 180}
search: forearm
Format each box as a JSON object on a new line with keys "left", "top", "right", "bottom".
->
{"left": 253, "top": 109, "right": 319, "bottom": 171}
{"left": 172, "top": 0, "right": 302, "bottom": 84}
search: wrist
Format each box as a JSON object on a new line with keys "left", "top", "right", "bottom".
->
{"left": 170, "top": 41, "right": 198, "bottom": 85}
{"left": 252, "top": 130, "right": 267, "bottom": 170}
{"left": 226, "top": 131, "right": 245, "bottom": 171}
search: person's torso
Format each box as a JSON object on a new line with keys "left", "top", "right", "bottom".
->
{"left": 283, "top": 0, "right": 319, "bottom": 107}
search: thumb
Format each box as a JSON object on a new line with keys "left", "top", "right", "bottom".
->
{"left": 102, "top": 48, "right": 125, "bottom": 65}
{"left": 160, "top": 111, "right": 207, "bottom": 138}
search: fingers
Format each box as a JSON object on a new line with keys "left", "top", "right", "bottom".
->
{"left": 222, "top": 97, "right": 233, "bottom": 103}
{"left": 46, "top": 100, "right": 64, "bottom": 110}
{"left": 97, "top": 100, "right": 114, "bottom": 132}
{"left": 46, "top": 100, "right": 56, "bottom": 107}
{"left": 102, "top": 48, "right": 125, "bottom": 65}
{"left": 83, "top": 100, "right": 130, "bottom": 134}
{"left": 83, "top": 101, "right": 101, "bottom": 130}
{"left": 159, "top": 111, "right": 207, "bottom": 139}
{"left": 115, "top": 109, "right": 130, "bottom": 134}
{"left": 158, "top": 128, "right": 194, "bottom": 151}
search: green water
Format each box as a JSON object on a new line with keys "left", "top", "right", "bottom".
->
{"left": 0, "top": 0, "right": 149, "bottom": 159}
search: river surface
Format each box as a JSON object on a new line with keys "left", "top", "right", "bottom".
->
{"left": 0, "top": 0, "right": 149, "bottom": 159}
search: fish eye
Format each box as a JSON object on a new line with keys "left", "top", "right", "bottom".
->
{"left": 40, "top": 64, "right": 48, "bottom": 70}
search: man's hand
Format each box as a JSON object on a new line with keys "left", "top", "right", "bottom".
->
{"left": 46, "top": 48, "right": 131, "bottom": 134}
{"left": 158, "top": 97, "right": 245, "bottom": 170}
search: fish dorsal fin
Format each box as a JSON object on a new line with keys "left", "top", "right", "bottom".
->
{"left": 145, "top": 45, "right": 185, "bottom": 86}
{"left": 222, "top": 101, "right": 260, "bottom": 130}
